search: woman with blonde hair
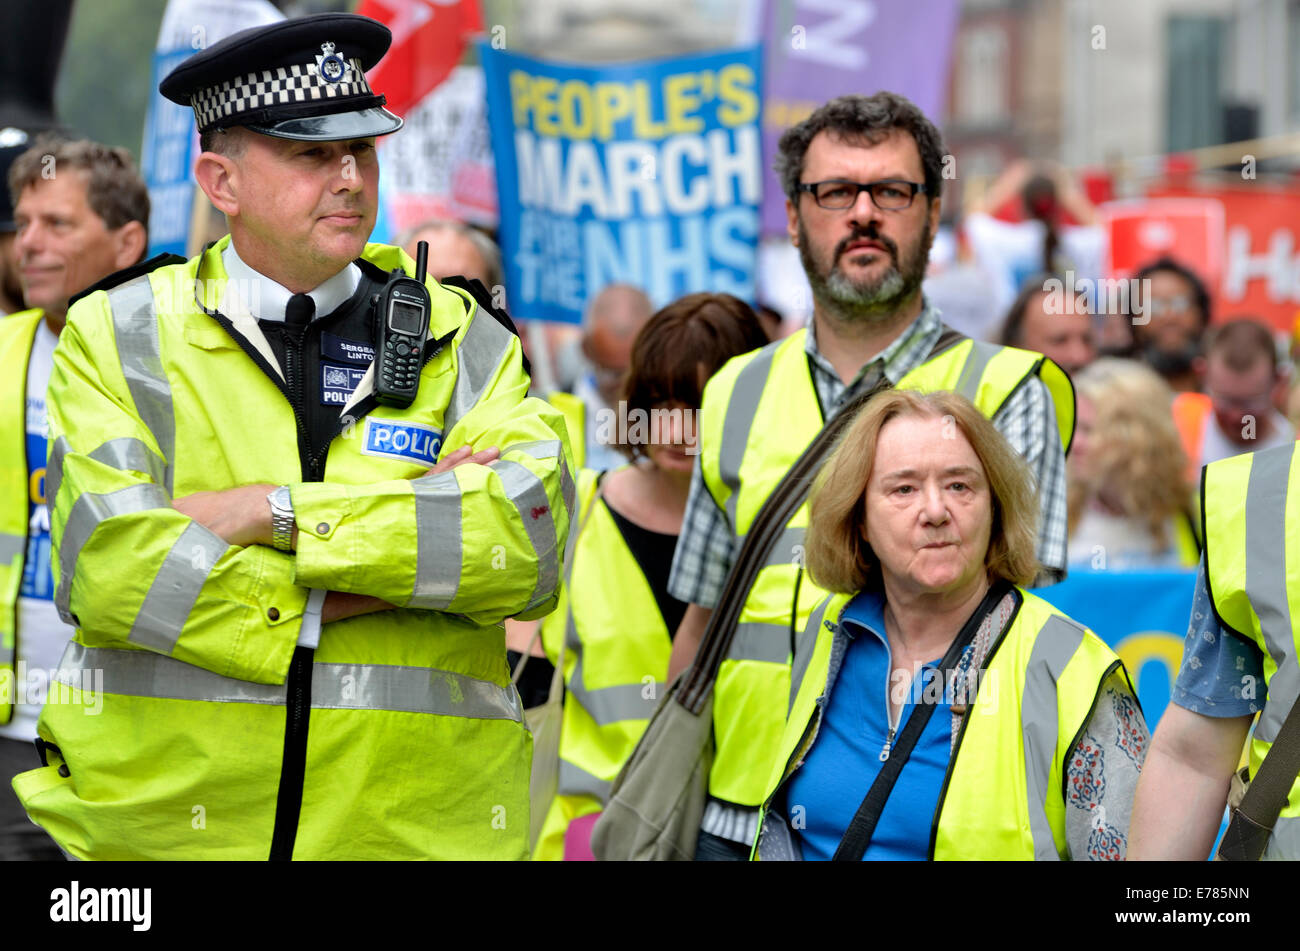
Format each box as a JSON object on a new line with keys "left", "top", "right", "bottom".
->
{"left": 753, "top": 390, "right": 1147, "bottom": 860}
{"left": 1068, "top": 358, "right": 1199, "bottom": 569}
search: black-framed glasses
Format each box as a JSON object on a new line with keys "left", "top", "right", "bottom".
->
{"left": 798, "top": 179, "right": 928, "bottom": 211}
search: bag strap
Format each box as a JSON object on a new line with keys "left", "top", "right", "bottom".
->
{"left": 1217, "top": 693, "right": 1300, "bottom": 861}
{"left": 832, "top": 580, "right": 1013, "bottom": 861}
{"left": 511, "top": 472, "right": 604, "bottom": 689}
{"left": 679, "top": 327, "right": 971, "bottom": 713}
{"left": 679, "top": 372, "right": 890, "bottom": 711}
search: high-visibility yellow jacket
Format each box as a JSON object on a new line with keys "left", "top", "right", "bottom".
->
{"left": 1202, "top": 441, "right": 1300, "bottom": 859}
{"left": 755, "top": 586, "right": 1127, "bottom": 860}
{"left": 11, "top": 237, "right": 575, "bottom": 860}
{"left": 0, "top": 309, "right": 46, "bottom": 725}
{"left": 533, "top": 467, "right": 670, "bottom": 860}
{"left": 549, "top": 392, "right": 586, "bottom": 473}
{"left": 698, "top": 328, "right": 1075, "bottom": 808}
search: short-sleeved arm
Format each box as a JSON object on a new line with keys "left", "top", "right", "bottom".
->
{"left": 1171, "top": 558, "right": 1265, "bottom": 718}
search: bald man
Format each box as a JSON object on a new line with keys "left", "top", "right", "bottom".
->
{"left": 550, "top": 283, "right": 653, "bottom": 471}
{"left": 399, "top": 219, "right": 503, "bottom": 291}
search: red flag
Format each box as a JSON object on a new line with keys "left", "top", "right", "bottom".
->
{"left": 356, "top": 0, "right": 482, "bottom": 119}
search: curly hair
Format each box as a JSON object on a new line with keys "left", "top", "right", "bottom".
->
{"left": 1068, "top": 358, "right": 1193, "bottom": 550}
{"left": 773, "top": 92, "right": 946, "bottom": 206}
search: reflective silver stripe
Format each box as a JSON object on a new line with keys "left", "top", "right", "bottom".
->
{"left": 727, "top": 620, "right": 793, "bottom": 664}
{"left": 56, "top": 642, "right": 523, "bottom": 720}
{"left": 1245, "top": 445, "right": 1298, "bottom": 744}
{"left": 789, "top": 597, "right": 833, "bottom": 715}
{"left": 569, "top": 670, "right": 660, "bottom": 725}
{"left": 443, "top": 309, "right": 514, "bottom": 437}
{"left": 564, "top": 610, "right": 660, "bottom": 725}
{"left": 0, "top": 532, "right": 22, "bottom": 563}
{"left": 1263, "top": 814, "right": 1300, "bottom": 859}
{"left": 54, "top": 483, "right": 170, "bottom": 624}
{"left": 410, "top": 470, "right": 462, "bottom": 610}
{"left": 1021, "top": 614, "right": 1086, "bottom": 862}
{"left": 129, "top": 521, "right": 229, "bottom": 653}
{"left": 557, "top": 757, "right": 612, "bottom": 801}
{"left": 493, "top": 459, "right": 560, "bottom": 612}
{"left": 954, "top": 340, "right": 1000, "bottom": 403}
{"left": 719, "top": 345, "right": 777, "bottom": 527}
{"left": 47, "top": 436, "right": 167, "bottom": 510}
{"left": 502, "top": 439, "right": 576, "bottom": 520}
{"left": 751, "top": 524, "right": 806, "bottom": 569}
{"left": 108, "top": 278, "right": 174, "bottom": 494}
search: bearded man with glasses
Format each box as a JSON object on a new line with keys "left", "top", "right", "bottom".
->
{"left": 655, "top": 92, "right": 1078, "bottom": 860}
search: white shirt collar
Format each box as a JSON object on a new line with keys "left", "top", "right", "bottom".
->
{"left": 222, "top": 241, "right": 361, "bottom": 323}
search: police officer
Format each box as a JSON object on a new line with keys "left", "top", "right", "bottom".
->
{"left": 12, "top": 13, "right": 574, "bottom": 860}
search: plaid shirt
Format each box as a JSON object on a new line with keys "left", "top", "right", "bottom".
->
{"left": 668, "top": 302, "right": 1069, "bottom": 609}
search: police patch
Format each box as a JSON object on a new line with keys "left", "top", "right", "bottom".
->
{"left": 320, "top": 361, "right": 367, "bottom": 406}
{"left": 361, "top": 417, "right": 442, "bottom": 467}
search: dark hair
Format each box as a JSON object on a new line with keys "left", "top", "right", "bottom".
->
{"left": 1206, "top": 318, "right": 1278, "bottom": 374}
{"left": 999, "top": 273, "right": 1083, "bottom": 347}
{"left": 199, "top": 126, "right": 247, "bottom": 158}
{"left": 1133, "top": 256, "right": 1212, "bottom": 330}
{"left": 1021, "top": 173, "right": 1059, "bottom": 273}
{"left": 8, "top": 135, "right": 150, "bottom": 243}
{"left": 618, "top": 293, "right": 769, "bottom": 459}
{"left": 774, "top": 92, "right": 946, "bottom": 206}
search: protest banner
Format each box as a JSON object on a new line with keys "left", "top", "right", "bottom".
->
{"left": 139, "top": 0, "right": 281, "bottom": 257}
{"left": 759, "top": 0, "right": 959, "bottom": 236}
{"left": 482, "top": 45, "right": 763, "bottom": 324}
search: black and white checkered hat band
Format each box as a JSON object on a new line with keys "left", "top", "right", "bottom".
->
{"left": 191, "top": 57, "right": 371, "bottom": 130}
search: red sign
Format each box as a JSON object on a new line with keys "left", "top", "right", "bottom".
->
{"left": 356, "top": 0, "right": 483, "bottom": 120}
{"left": 1148, "top": 184, "right": 1300, "bottom": 333}
{"left": 1101, "top": 197, "right": 1224, "bottom": 293}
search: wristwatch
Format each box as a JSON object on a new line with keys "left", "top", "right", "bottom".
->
{"left": 267, "top": 485, "right": 295, "bottom": 551}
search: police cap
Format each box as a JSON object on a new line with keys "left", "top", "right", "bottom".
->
{"left": 159, "top": 13, "right": 403, "bottom": 142}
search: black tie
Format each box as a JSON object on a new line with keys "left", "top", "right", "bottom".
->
{"left": 285, "top": 293, "right": 315, "bottom": 327}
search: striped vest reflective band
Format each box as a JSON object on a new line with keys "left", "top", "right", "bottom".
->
{"left": 0, "top": 310, "right": 46, "bottom": 724}
{"left": 533, "top": 468, "right": 671, "bottom": 860}
{"left": 763, "top": 588, "right": 1123, "bottom": 860}
{"left": 1203, "top": 441, "right": 1300, "bottom": 859}
{"left": 699, "top": 328, "right": 1075, "bottom": 807}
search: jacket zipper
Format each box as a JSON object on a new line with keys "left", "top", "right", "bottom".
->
{"left": 268, "top": 322, "right": 315, "bottom": 861}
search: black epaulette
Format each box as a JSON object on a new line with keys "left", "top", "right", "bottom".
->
{"left": 439, "top": 275, "right": 530, "bottom": 378}
{"left": 67, "top": 252, "right": 188, "bottom": 309}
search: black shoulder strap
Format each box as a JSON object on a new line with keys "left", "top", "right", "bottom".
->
{"left": 832, "top": 579, "right": 1012, "bottom": 861}
{"left": 1218, "top": 696, "right": 1300, "bottom": 860}
{"left": 67, "top": 252, "right": 187, "bottom": 309}
{"left": 679, "top": 373, "right": 891, "bottom": 711}
{"left": 438, "top": 275, "right": 529, "bottom": 378}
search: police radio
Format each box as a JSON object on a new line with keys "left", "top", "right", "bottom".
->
{"left": 374, "top": 240, "right": 432, "bottom": 408}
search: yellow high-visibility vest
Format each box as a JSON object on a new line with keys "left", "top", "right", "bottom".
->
{"left": 12, "top": 237, "right": 575, "bottom": 859}
{"left": 755, "top": 586, "right": 1126, "bottom": 859}
{"left": 533, "top": 466, "right": 672, "bottom": 860}
{"left": 698, "top": 328, "right": 1075, "bottom": 807}
{"left": 0, "top": 309, "right": 47, "bottom": 725}
{"left": 1202, "top": 441, "right": 1300, "bottom": 859}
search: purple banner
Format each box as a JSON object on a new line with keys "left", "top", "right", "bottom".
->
{"left": 761, "top": 0, "right": 960, "bottom": 235}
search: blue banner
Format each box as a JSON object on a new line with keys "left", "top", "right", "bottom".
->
{"left": 481, "top": 45, "right": 763, "bottom": 324}
{"left": 1033, "top": 569, "right": 1199, "bottom": 729}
